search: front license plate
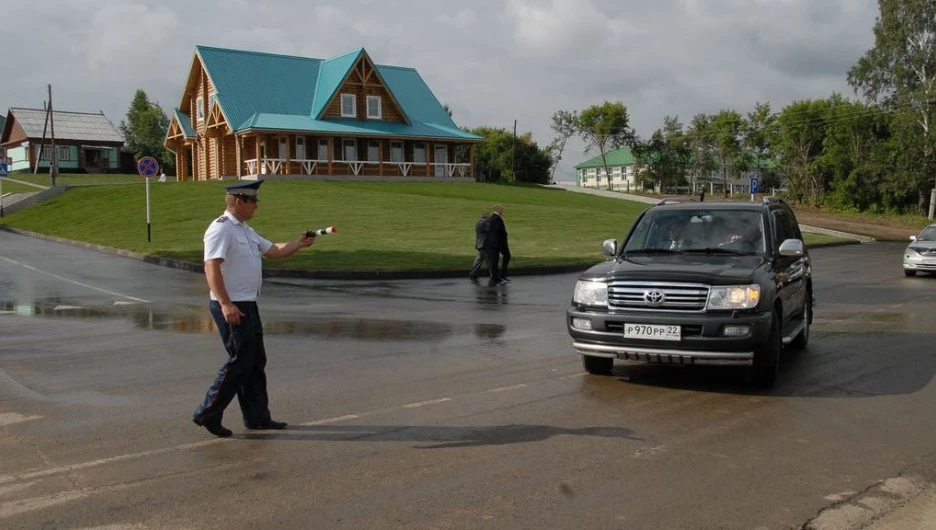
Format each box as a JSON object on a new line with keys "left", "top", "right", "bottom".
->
{"left": 923, "top": 259, "right": 936, "bottom": 265}
{"left": 623, "top": 323, "right": 681, "bottom": 341}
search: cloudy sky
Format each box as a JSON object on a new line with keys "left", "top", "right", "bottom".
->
{"left": 0, "top": 0, "right": 879, "bottom": 179}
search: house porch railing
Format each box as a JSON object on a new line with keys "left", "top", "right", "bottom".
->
{"left": 243, "top": 159, "right": 471, "bottom": 177}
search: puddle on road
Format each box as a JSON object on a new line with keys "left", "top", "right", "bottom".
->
{"left": 812, "top": 310, "right": 933, "bottom": 334}
{"left": 0, "top": 299, "right": 506, "bottom": 342}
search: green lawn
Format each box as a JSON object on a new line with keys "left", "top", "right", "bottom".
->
{"left": 0, "top": 180, "right": 852, "bottom": 271}
{"left": 9, "top": 172, "right": 144, "bottom": 187}
{"left": 0, "top": 179, "right": 44, "bottom": 194}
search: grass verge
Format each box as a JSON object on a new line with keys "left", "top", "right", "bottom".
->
{"left": 0, "top": 180, "right": 854, "bottom": 271}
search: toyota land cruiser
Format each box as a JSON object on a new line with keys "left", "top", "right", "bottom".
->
{"left": 566, "top": 197, "right": 813, "bottom": 387}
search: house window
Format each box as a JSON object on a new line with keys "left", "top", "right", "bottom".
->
{"left": 367, "top": 96, "right": 382, "bottom": 120}
{"left": 341, "top": 94, "right": 356, "bottom": 117}
{"left": 342, "top": 139, "right": 357, "bottom": 161}
{"left": 367, "top": 141, "right": 379, "bottom": 162}
{"left": 318, "top": 139, "right": 329, "bottom": 161}
{"left": 208, "top": 93, "right": 217, "bottom": 113}
{"left": 413, "top": 143, "right": 426, "bottom": 163}
{"left": 390, "top": 141, "right": 403, "bottom": 162}
{"left": 196, "top": 97, "right": 204, "bottom": 121}
{"left": 58, "top": 146, "right": 70, "bottom": 161}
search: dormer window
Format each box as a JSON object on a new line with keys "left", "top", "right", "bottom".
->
{"left": 367, "top": 96, "right": 382, "bottom": 120}
{"left": 196, "top": 97, "right": 204, "bottom": 121}
{"left": 340, "top": 94, "right": 356, "bottom": 118}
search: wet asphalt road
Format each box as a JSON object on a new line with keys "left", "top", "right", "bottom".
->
{"left": 1, "top": 231, "right": 936, "bottom": 530}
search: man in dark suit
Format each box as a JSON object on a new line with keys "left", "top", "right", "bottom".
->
{"left": 468, "top": 212, "right": 491, "bottom": 280}
{"left": 487, "top": 204, "right": 510, "bottom": 284}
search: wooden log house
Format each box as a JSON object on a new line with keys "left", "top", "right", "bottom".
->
{"left": 165, "top": 46, "right": 483, "bottom": 181}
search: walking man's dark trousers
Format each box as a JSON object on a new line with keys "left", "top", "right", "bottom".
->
{"left": 193, "top": 301, "right": 272, "bottom": 428}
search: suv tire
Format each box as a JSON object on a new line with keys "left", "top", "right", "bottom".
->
{"left": 905, "top": 270, "right": 917, "bottom": 277}
{"left": 583, "top": 355, "right": 613, "bottom": 375}
{"left": 748, "top": 310, "right": 781, "bottom": 388}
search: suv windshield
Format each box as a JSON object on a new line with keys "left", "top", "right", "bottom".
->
{"left": 623, "top": 208, "right": 766, "bottom": 255}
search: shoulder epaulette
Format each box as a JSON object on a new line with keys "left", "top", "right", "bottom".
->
{"left": 215, "top": 216, "right": 227, "bottom": 223}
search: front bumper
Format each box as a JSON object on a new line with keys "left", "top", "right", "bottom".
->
{"left": 567, "top": 307, "right": 773, "bottom": 367}
{"left": 903, "top": 253, "right": 936, "bottom": 272}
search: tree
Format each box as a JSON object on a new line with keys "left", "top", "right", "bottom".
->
{"left": 577, "top": 101, "right": 634, "bottom": 189}
{"left": 119, "top": 89, "right": 173, "bottom": 174}
{"left": 547, "top": 109, "right": 579, "bottom": 183}
{"left": 662, "top": 115, "right": 691, "bottom": 191}
{"left": 743, "top": 102, "right": 775, "bottom": 185}
{"left": 470, "top": 126, "right": 552, "bottom": 184}
{"left": 710, "top": 110, "right": 744, "bottom": 197}
{"left": 774, "top": 99, "right": 828, "bottom": 203}
{"left": 687, "top": 114, "right": 716, "bottom": 194}
{"left": 847, "top": 0, "right": 936, "bottom": 215}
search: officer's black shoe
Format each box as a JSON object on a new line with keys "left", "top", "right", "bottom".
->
{"left": 193, "top": 418, "right": 232, "bottom": 438}
{"left": 246, "top": 420, "right": 288, "bottom": 430}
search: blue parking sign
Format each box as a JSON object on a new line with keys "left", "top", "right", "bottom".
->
{"left": 0, "top": 162, "right": 8, "bottom": 177}
{"left": 750, "top": 176, "right": 759, "bottom": 194}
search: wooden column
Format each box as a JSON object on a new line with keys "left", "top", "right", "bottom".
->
{"left": 286, "top": 134, "right": 292, "bottom": 175}
{"left": 255, "top": 134, "right": 261, "bottom": 177}
{"left": 379, "top": 140, "right": 384, "bottom": 176}
{"left": 174, "top": 146, "right": 181, "bottom": 181}
{"left": 427, "top": 143, "right": 433, "bottom": 177}
{"left": 236, "top": 134, "right": 242, "bottom": 179}
{"left": 328, "top": 138, "right": 333, "bottom": 175}
{"left": 469, "top": 144, "right": 475, "bottom": 181}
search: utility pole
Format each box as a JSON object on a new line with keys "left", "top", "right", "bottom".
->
{"left": 49, "top": 84, "right": 57, "bottom": 187}
{"left": 35, "top": 101, "right": 49, "bottom": 175}
{"left": 511, "top": 119, "right": 517, "bottom": 182}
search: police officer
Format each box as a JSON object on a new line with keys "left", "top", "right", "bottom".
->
{"left": 192, "top": 180, "right": 315, "bottom": 437}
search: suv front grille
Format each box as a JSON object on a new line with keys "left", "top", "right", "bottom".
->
{"left": 607, "top": 281, "right": 710, "bottom": 311}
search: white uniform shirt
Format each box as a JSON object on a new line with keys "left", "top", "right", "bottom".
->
{"left": 203, "top": 210, "right": 273, "bottom": 302}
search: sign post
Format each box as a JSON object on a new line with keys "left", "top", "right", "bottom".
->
{"left": 750, "top": 176, "right": 759, "bottom": 202}
{"left": 137, "top": 156, "right": 160, "bottom": 242}
{"left": 0, "top": 161, "right": 7, "bottom": 218}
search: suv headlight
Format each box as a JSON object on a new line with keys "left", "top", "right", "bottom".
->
{"left": 706, "top": 284, "right": 760, "bottom": 310}
{"left": 573, "top": 280, "right": 608, "bottom": 306}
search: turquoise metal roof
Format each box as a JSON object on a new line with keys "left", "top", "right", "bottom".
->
{"left": 196, "top": 46, "right": 320, "bottom": 132}
{"left": 239, "top": 114, "right": 481, "bottom": 141}
{"left": 377, "top": 66, "right": 455, "bottom": 127}
{"left": 173, "top": 108, "right": 195, "bottom": 138}
{"left": 310, "top": 48, "right": 363, "bottom": 119}
{"left": 192, "top": 45, "right": 478, "bottom": 141}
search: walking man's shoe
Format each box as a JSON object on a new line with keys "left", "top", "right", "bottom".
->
{"left": 193, "top": 418, "right": 233, "bottom": 438}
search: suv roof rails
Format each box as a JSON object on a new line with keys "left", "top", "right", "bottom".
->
{"left": 762, "top": 196, "right": 787, "bottom": 205}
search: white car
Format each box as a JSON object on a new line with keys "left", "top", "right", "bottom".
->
{"left": 903, "top": 224, "right": 936, "bottom": 277}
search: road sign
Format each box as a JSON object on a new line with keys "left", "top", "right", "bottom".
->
{"left": 0, "top": 162, "right": 8, "bottom": 177}
{"left": 750, "top": 176, "right": 759, "bottom": 195}
{"left": 137, "top": 156, "right": 160, "bottom": 178}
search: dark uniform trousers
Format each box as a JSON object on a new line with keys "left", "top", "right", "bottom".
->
{"left": 193, "top": 300, "right": 272, "bottom": 427}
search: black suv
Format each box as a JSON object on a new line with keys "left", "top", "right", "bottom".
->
{"left": 566, "top": 197, "right": 813, "bottom": 387}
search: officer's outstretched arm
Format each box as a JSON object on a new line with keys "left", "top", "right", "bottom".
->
{"left": 264, "top": 233, "right": 314, "bottom": 259}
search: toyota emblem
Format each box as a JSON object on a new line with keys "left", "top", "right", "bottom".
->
{"left": 644, "top": 290, "right": 665, "bottom": 305}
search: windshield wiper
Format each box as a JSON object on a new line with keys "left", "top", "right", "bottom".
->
{"left": 682, "top": 247, "right": 752, "bottom": 256}
{"left": 625, "top": 248, "right": 684, "bottom": 255}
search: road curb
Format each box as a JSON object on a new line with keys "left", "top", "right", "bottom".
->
{"left": 0, "top": 225, "right": 592, "bottom": 280}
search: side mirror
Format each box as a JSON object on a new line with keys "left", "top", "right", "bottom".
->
{"left": 602, "top": 238, "right": 617, "bottom": 257}
{"left": 910, "top": 235, "right": 917, "bottom": 241}
{"left": 779, "top": 238, "right": 804, "bottom": 257}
